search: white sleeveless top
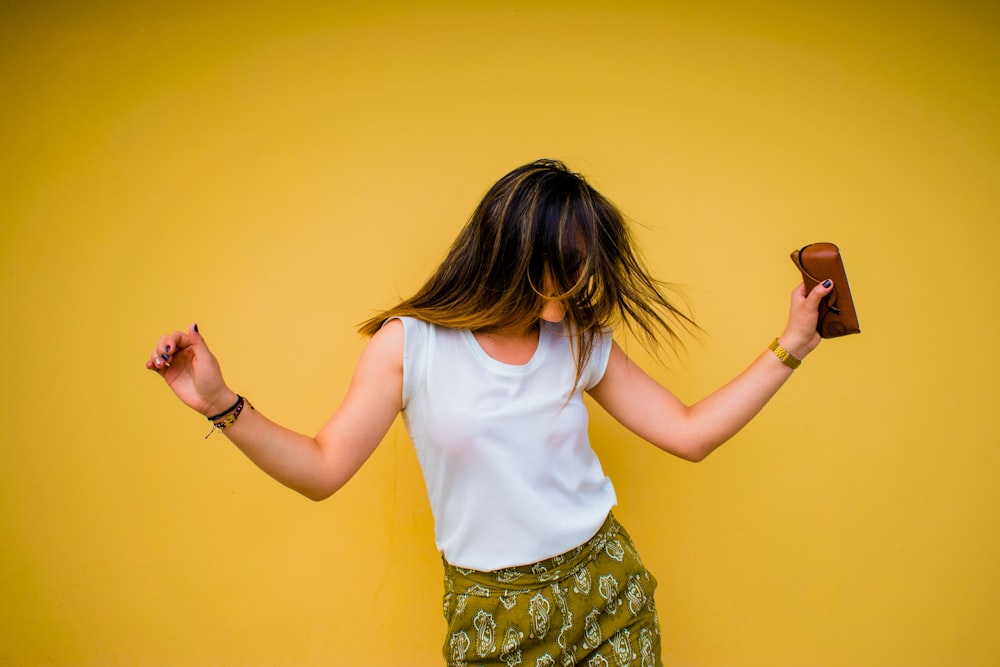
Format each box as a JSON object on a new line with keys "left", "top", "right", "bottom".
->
{"left": 396, "top": 316, "right": 617, "bottom": 571}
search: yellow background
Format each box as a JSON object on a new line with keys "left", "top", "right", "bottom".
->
{"left": 2, "top": 2, "right": 997, "bottom": 665}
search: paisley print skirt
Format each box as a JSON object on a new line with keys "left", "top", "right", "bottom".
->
{"left": 441, "top": 513, "right": 661, "bottom": 667}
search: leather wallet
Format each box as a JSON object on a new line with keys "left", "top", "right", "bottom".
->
{"left": 790, "top": 243, "right": 861, "bottom": 338}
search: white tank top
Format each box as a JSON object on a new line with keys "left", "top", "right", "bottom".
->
{"left": 396, "top": 316, "right": 617, "bottom": 571}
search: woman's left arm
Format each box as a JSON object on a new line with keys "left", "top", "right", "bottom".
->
{"left": 587, "top": 280, "right": 833, "bottom": 462}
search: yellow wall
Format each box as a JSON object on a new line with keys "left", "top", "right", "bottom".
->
{"left": 2, "top": 2, "right": 997, "bottom": 665}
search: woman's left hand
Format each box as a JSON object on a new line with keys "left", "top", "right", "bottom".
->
{"left": 778, "top": 280, "right": 834, "bottom": 360}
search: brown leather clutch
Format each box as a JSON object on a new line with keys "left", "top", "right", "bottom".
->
{"left": 790, "top": 243, "right": 861, "bottom": 338}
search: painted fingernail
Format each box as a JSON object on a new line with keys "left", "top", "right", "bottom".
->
{"left": 823, "top": 279, "right": 832, "bottom": 288}
{"left": 194, "top": 323, "right": 200, "bottom": 333}
{"left": 161, "top": 353, "right": 170, "bottom": 361}
{"left": 165, "top": 345, "right": 171, "bottom": 352}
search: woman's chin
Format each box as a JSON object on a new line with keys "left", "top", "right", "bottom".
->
{"left": 539, "top": 302, "right": 566, "bottom": 323}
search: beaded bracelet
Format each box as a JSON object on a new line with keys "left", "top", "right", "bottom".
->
{"left": 206, "top": 395, "right": 243, "bottom": 422}
{"left": 204, "top": 395, "right": 254, "bottom": 438}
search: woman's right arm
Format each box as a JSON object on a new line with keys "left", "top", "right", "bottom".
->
{"left": 145, "top": 320, "right": 404, "bottom": 501}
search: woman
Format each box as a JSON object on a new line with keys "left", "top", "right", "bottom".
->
{"left": 146, "top": 159, "right": 832, "bottom": 666}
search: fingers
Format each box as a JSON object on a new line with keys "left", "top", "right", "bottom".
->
{"left": 780, "top": 280, "right": 834, "bottom": 358}
{"left": 804, "top": 278, "right": 834, "bottom": 307}
{"left": 187, "top": 322, "right": 203, "bottom": 348}
{"left": 148, "top": 332, "right": 182, "bottom": 372}
{"left": 146, "top": 323, "right": 200, "bottom": 372}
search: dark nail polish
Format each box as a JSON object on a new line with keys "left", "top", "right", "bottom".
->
{"left": 823, "top": 279, "right": 832, "bottom": 288}
{"left": 194, "top": 323, "right": 199, "bottom": 333}
{"left": 162, "top": 353, "right": 170, "bottom": 361}
{"left": 165, "top": 345, "right": 171, "bottom": 352}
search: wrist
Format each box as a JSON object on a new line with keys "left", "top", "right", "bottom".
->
{"left": 203, "top": 394, "right": 254, "bottom": 439}
{"left": 202, "top": 390, "right": 240, "bottom": 419}
{"left": 769, "top": 337, "right": 802, "bottom": 370}
{"left": 776, "top": 332, "right": 812, "bottom": 360}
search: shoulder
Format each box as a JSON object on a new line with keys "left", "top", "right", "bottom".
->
{"left": 560, "top": 320, "right": 613, "bottom": 340}
{"left": 345, "top": 317, "right": 405, "bottom": 406}
{"left": 380, "top": 317, "right": 456, "bottom": 407}
{"left": 545, "top": 321, "right": 614, "bottom": 388}
{"left": 382, "top": 316, "right": 446, "bottom": 335}
{"left": 379, "top": 316, "right": 446, "bottom": 347}
{"left": 376, "top": 316, "right": 457, "bottom": 373}
{"left": 362, "top": 317, "right": 405, "bottom": 366}
{"left": 584, "top": 326, "right": 614, "bottom": 388}
{"left": 592, "top": 324, "right": 613, "bottom": 343}
{"left": 546, "top": 320, "right": 611, "bottom": 342}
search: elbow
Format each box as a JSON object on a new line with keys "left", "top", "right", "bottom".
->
{"left": 665, "top": 436, "right": 726, "bottom": 463}
{"left": 304, "top": 488, "right": 333, "bottom": 502}
{"left": 304, "top": 483, "right": 345, "bottom": 502}
{"left": 653, "top": 411, "right": 721, "bottom": 463}
{"left": 676, "top": 446, "right": 711, "bottom": 463}
{"left": 681, "top": 449, "right": 709, "bottom": 463}
{"left": 300, "top": 479, "right": 344, "bottom": 502}
{"left": 655, "top": 441, "right": 708, "bottom": 463}
{"left": 296, "top": 462, "right": 353, "bottom": 502}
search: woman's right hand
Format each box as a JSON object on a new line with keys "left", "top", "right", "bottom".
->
{"left": 145, "top": 323, "right": 238, "bottom": 418}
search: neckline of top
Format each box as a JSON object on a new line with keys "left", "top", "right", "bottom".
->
{"left": 463, "top": 321, "right": 555, "bottom": 373}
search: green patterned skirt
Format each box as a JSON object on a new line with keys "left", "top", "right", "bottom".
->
{"left": 441, "top": 513, "right": 662, "bottom": 667}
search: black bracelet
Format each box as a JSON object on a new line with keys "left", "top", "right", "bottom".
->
{"left": 204, "top": 396, "right": 254, "bottom": 439}
{"left": 206, "top": 395, "right": 243, "bottom": 422}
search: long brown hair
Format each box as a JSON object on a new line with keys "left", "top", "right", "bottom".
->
{"left": 358, "top": 159, "right": 694, "bottom": 380}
